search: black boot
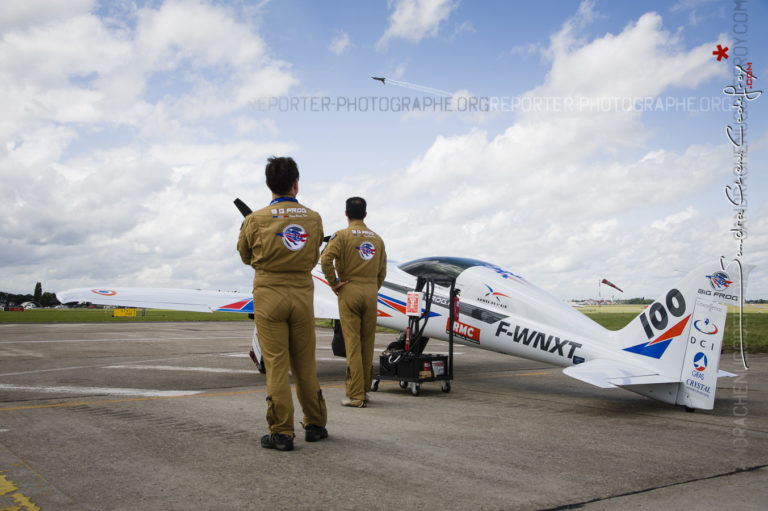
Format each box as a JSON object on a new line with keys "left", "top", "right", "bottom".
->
{"left": 260, "top": 433, "right": 294, "bottom": 451}
{"left": 304, "top": 424, "right": 328, "bottom": 442}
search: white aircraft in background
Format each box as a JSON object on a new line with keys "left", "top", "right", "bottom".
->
{"left": 57, "top": 201, "right": 751, "bottom": 411}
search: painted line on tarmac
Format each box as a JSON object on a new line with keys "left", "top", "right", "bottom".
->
{"left": 0, "top": 354, "right": 235, "bottom": 377}
{"left": 0, "top": 444, "right": 76, "bottom": 510}
{"left": 0, "top": 386, "right": 345, "bottom": 412}
{"left": 0, "top": 384, "right": 202, "bottom": 398}
{"left": 106, "top": 364, "right": 260, "bottom": 374}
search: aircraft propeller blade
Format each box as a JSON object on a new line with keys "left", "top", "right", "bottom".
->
{"left": 234, "top": 198, "right": 252, "bottom": 217}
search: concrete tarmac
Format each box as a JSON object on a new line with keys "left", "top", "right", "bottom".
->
{"left": 0, "top": 321, "right": 766, "bottom": 510}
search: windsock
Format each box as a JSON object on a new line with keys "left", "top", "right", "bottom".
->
{"left": 600, "top": 278, "right": 623, "bottom": 293}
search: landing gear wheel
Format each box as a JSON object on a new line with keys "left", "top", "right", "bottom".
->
{"left": 410, "top": 382, "right": 421, "bottom": 396}
{"left": 399, "top": 380, "right": 408, "bottom": 389}
{"left": 684, "top": 406, "right": 696, "bottom": 413}
{"left": 441, "top": 381, "right": 451, "bottom": 393}
{"left": 371, "top": 380, "right": 380, "bottom": 392}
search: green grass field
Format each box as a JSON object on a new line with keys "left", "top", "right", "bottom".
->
{"left": 2, "top": 304, "right": 766, "bottom": 353}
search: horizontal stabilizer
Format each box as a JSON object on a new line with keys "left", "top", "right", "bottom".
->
{"left": 718, "top": 370, "right": 737, "bottom": 378}
{"left": 563, "top": 359, "right": 677, "bottom": 389}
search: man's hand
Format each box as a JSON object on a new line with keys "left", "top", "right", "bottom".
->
{"left": 331, "top": 281, "right": 349, "bottom": 295}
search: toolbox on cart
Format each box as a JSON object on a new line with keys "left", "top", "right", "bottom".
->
{"left": 372, "top": 276, "right": 456, "bottom": 396}
{"left": 379, "top": 352, "right": 448, "bottom": 380}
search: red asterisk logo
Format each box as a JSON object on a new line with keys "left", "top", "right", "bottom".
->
{"left": 713, "top": 44, "right": 729, "bottom": 61}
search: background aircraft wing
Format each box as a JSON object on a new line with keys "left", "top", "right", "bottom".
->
{"left": 57, "top": 280, "right": 340, "bottom": 319}
{"left": 56, "top": 287, "right": 254, "bottom": 313}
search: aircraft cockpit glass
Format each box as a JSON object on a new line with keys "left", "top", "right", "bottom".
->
{"left": 398, "top": 257, "right": 490, "bottom": 286}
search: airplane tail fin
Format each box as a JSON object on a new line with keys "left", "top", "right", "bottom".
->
{"left": 613, "top": 260, "right": 751, "bottom": 409}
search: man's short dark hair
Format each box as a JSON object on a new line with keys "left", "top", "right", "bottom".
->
{"left": 265, "top": 156, "right": 299, "bottom": 195}
{"left": 346, "top": 197, "right": 367, "bottom": 220}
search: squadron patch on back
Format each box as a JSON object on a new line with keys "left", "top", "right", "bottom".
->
{"left": 357, "top": 241, "right": 376, "bottom": 261}
{"left": 277, "top": 224, "right": 308, "bottom": 251}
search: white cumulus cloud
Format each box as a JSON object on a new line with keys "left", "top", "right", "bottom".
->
{"left": 377, "top": 0, "right": 460, "bottom": 49}
{"left": 0, "top": 0, "right": 298, "bottom": 293}
{"left": 329, "top": 31, "right": 351, "bottom": 55}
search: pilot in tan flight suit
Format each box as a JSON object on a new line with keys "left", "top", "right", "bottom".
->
{"left": 321, "top": 197, "right": 387, "bottom": 407}
{"left": 237, "top": 156, "right": 328, "bottom": 451}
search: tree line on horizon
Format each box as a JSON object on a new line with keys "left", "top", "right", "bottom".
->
{"left": 1, "top": 282, "right": 61, "bottom": 308}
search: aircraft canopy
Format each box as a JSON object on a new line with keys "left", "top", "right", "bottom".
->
{"left": 398, "top": 257, "right": 491, "bottom": 286}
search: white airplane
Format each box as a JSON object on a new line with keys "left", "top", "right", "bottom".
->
{"left": 57, "top": 203, "right": 751, "bottom": 411}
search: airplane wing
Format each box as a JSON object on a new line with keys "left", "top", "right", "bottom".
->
{"left": 56, "top": 287, "right": 254, "bottom": 313}
{"left": 562, "top": 359, "right": 678, "bottom": 388}
{"left": 56, "top": 276, "right": 340, "bottom": 319}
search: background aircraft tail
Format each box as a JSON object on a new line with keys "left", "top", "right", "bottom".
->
{"left": 612, "top": 260, "right": 750, "bottom": 409}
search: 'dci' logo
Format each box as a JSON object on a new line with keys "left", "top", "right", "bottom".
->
{"left": 693, "top": 318, "right": 718, "bottom": 335}
{"left": 277, "top": 224, "right": 307, "bottom": 251}
{"left": 693, "top": 352, "right": 708, "bottom": 372}
{"left": 357, "top": 241, "right": 376, "bottom": 261}
{"left": 707, "top": 271, "right": 732, "bottom": 291}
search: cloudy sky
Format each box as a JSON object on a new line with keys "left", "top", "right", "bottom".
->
{"left": 1, "top": 0, "right": 766, "bottom": 300}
